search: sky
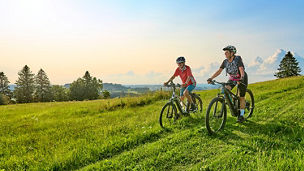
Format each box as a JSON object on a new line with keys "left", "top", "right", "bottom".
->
{"left": 0, "top": 0, "right": 304, "bottom": 85}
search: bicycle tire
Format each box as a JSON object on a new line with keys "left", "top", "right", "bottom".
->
{"left": 244, "top": 89, "right": 254, "bottom": 119}
{"left": 159, "top": 102, "right": 177, "bottom": 128}
{"left": 206, "top": 97, "right": 227, "bottom": 134}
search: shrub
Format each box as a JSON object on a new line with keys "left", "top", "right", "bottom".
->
{"left": 0, "top": 94, "right": 10, "bottom": 105}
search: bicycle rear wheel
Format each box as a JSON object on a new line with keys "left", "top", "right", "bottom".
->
{"left": 206, "top": 97, "right": 227, "bottom": 134}
{"left": 159, "top": 102, "right": 177, "bottom": 128}
{"left": 189, "top": 93, "right": 203, "bottom": 117}
{"left": 244, "top": 89, "right": 254, "bottom": 119}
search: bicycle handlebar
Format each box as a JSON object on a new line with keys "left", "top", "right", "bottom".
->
{"left": 164, "top": 81, "right": 181, "bottom": 87}
{"left": 210, "top": 80, "right": 247, "bottom": 86}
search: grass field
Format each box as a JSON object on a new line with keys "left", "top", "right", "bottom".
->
{"left": 1, "top": 76, "right": 304, "bottom": 170}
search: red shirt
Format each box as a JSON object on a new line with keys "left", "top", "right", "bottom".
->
{"left": 174, "top": 65, "right": 196, "bottom": 86}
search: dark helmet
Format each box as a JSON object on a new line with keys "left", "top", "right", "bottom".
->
{"left": 176, "top": 56, "right": 186, "bottom": 63}
{"left": 223, "top": 45, "right": 237, "bottom": 54}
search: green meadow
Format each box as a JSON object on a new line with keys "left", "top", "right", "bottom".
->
{"left": 1, "top": 76, "right": 304, "bottom": 170}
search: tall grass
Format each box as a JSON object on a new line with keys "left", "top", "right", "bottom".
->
{"left": 0, "top": 76, "right": 304, "bottom": 170}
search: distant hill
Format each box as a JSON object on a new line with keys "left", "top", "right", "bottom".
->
{"left": 8, "top": 83, "right": 221, "bottom": 92}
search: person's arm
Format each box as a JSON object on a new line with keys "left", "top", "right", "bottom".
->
{"left": 183, "top": 67, "right": 194, "bottom": 87}
{"left": 208, "top": 60, "right": 225, "bottom": 83}
{"left": 239, "top": 66, "right": 245, "bottom": 79}
{"left": 183, "top": 76, "right": 191, "bottom": 87}
{"left": 164, "top": 68, "right": 179, "bottom": 86}
{"left": 164, "top": 75, "right": 176, "bottom": 85}
{"left": 237, "top": 56, "right": 245, "bottom": 80}
{"left": 207, "top": 68, "right": 223, "bottom": 84}
{"left": 210, "top": 68, "right": 223, "bottom": 80}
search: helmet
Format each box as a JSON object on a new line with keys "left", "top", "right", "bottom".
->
{"left": 176, "top": 56, "right": 185, "bottom": 63}
{"left": 223, "top": 45, "right": 237, "bottom": 54}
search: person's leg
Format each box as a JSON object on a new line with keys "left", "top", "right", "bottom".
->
{"left": 239, "top": 89, "right": 246, "bottom": 117}
{"left": 225, "top": 80, "right": 235, "bottom": 91}
{"left": 185, "top": 84, "right": 196, "bottom": 111}
{"left": 180, "top": 87, "right": 185, "bottom": 101}
{"left": 180, "top": 87, "right": 187, "bottom": 108}
{"left": 225, "top": 85, "right": 232, "bottom": 90}
{"left": 239, "top": 74, "right": 248, "bottom": 119}
{"left": 183, "top": 89, "right": 193, "bottom": 104}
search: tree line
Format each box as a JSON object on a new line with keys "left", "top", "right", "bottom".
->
{"left": 0, "top": 65, "right": 110, "bottom": 105}
{"left": 0, "top": 51, "right": 301, "bottom": 105}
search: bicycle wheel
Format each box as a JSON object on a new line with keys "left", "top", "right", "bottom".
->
{"left": 159, "top": 102, "right": 177, "bottom": 128}
{"left": 244, "top": 89, "right": 254, "bottom": 119}
{"left": 206, "top": 97, "right": 227, "bottom": 134}
{"left": 190, "top": 93, "right": 203, "bottom": 117}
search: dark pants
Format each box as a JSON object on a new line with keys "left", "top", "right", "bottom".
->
{"left": 227, "top": 72, "right": 248, "bottom": 97}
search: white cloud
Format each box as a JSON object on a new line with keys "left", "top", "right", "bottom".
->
{"left": 101, "top": 49, "right": 304, "bottom": 85}
{"left": 247, "top": 49, "right": 304, "bottom": 82}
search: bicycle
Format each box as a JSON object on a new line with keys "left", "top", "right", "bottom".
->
{"left": 205, "top": 80, "right": 254, "bottom": 134}
{"left": 159, "top": 81, "right": 203, "bottom": 128}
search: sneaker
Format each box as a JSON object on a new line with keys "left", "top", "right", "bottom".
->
{"left": 237, "top": 115, "right": 245, "bottom": 123}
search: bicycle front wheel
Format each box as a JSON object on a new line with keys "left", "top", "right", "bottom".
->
{"left": 206, "top": 97, "right": 227, "bottom": 134}
{"left": 159, "top": 102, "right": 177, "bottom": 128}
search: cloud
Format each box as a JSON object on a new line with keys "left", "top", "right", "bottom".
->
{"left": 193, "top": 49, "right": 304, "bottom": 84}
{"left": 102, "top": 49, "right": 304, "bottom": 85}
{"left": 247, "top": 49, "right": 304, "bottom": 82}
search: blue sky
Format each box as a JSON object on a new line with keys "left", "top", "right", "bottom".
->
{"left": 0, "top": 0, "right": 303, "bottom": 84}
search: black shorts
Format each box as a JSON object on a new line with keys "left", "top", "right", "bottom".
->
{"left": 227, "top": 72, "right": 248, "bottom": 97}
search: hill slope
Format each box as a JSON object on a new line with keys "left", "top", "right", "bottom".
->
{"left": 0, "top": 76, "right": 304, "bottom": 170}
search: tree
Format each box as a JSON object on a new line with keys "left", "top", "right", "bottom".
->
{"left": 102, "top": 90, "right": 111, "bottom": 99}
{"left": 275, "top": 51, "right": 302, "bottom": 78}
{"left": 0, "top": 94, "right": 10, "bottom": 105}
{"left": 35, "top": 69, "right": 52, "bottom": 102}
{"left": 69, "top": 78, "right": 86, "bottom": 101}
{"left": 69, "top": 71, "right": 103, "bottom": 101}
{"left": 0, "top": 72, "right": 11, "bottom": 97}
{"left": 14, "top": 65, "right": 35, "bottom": 103}
{"left": 51, "top": 85, "right": 69, "bottom": 101}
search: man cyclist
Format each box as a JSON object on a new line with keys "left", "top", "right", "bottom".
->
{"left": 207, "top": 45, "right": 248, "bottom": 122}
{"left": 164, "top": 56, "right": 197, "bottom": 111}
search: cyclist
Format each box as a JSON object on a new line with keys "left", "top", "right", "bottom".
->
{"left": 164, "top": 56, "right": 197, "bottom": 111}
{"left": 207, "top": 45, "right": 248, "bottom": 122}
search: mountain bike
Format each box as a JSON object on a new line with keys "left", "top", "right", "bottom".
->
{"left": 205, "top": 80, "right": 254, "bottom": 134}
{"left": 159, "top": 81, "right": 203, "bottom": 128}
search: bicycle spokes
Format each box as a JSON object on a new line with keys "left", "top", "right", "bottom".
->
{"left": 166, "top": 105, "right": 173, "bottom": 118}
{"left": 243, "top": 89, "right": 254, "bottom": 119}
{"left": 160, "top": 103, "right": 177, "bottom": 128}
{"left": 207, "top": 98, "right": 226, "bottom": 133}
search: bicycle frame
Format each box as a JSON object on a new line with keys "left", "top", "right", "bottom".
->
{"left": 166, "top": 81, "right": 189, "bottom": 115}
{"left": 214, "top": 81, "right": 240, "bottom": 117}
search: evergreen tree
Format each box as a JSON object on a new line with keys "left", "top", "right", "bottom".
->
{"left": 275, "top": 51, "right": 302, "bottom": 78}
{"left": 69, "top": 71, "right": 103, "bottom": 101}
{"left": 14, "top": 65, "right": 35, "bottom": 103}
{"left": 0, "top": 72, "right": 11, "bottom": 97}
{"left": 35, "top": 69, "right": 52, "bottom": 102}
{"left": 69, "top": 78, "right": 86, "bottom": 101}
{"left": 51, "top": 85, "right": 69, "bottom": 101}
